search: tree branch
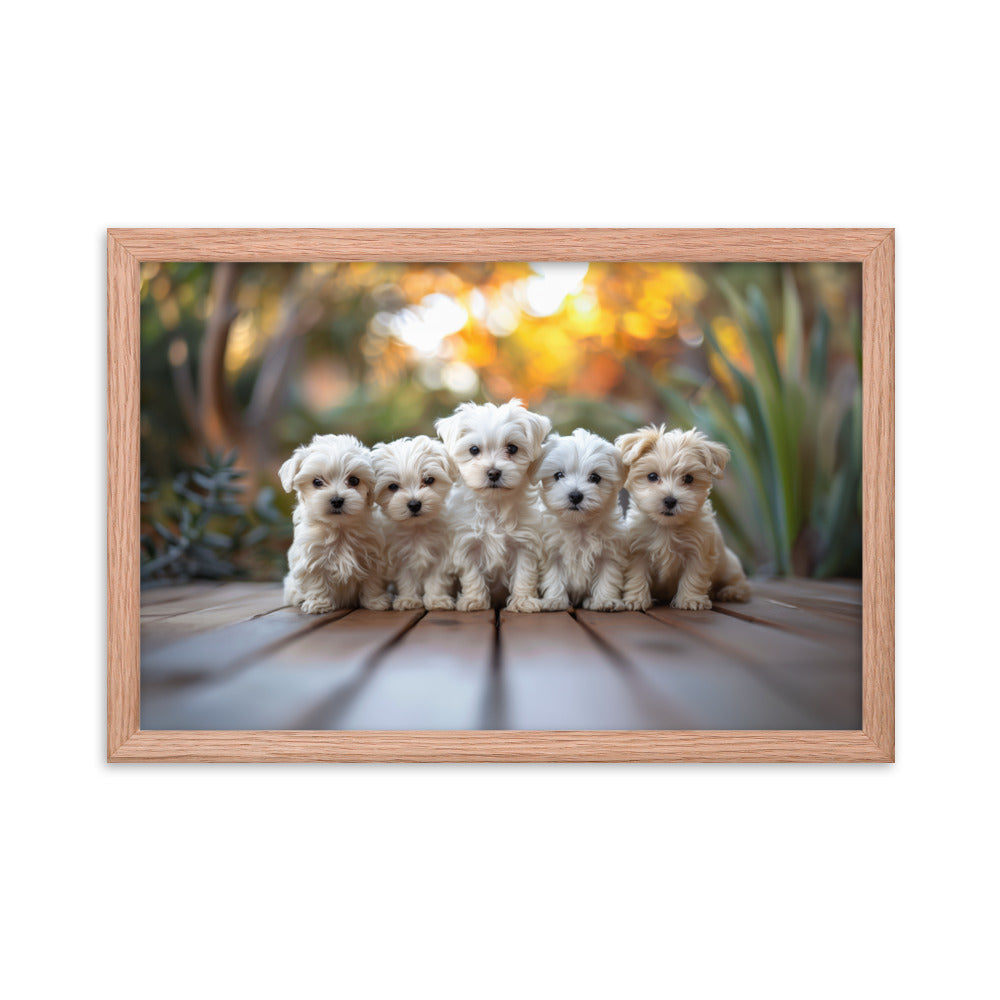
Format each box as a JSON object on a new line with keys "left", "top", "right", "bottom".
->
{"left": 198, "top": 262, "right": 242, "bottom": 448}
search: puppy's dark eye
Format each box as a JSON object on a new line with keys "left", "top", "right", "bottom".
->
{"left": 647, "top": 472, "right": 659, "bottom": 482}
{"left": 423, "top": 477, "right": 435, "bottom": 486}
{"left": 553, "top": 471, "right": 565, "bottom": 481}
{"left": 312, "top": 478, "right": 323, "bottom": 488}
{"left": 387, "top": 483, "right": 399, "bottom": 492}
{"left": 588, "top": 473, "right": 602, "bottom": 484}
{"left": 469, "top": 445, "right": 480, "bottom": 456}
{"left": 347, "top": 476, "right": 360, "bottom": 487}
{"left": 682, "top": 473, "right": 694, "bottom": 485}
{"left": 506, "top": 444, "right": 518, "bottom": 456}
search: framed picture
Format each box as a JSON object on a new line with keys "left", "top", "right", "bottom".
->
{"left": 108, "top": 228, "right": 893, "bottom": 762}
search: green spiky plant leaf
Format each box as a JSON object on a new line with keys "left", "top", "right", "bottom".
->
{"left": 140, "top": 450, "right": 285, "bottom": 583}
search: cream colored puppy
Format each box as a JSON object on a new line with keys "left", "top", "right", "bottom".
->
{"left": 535, "top": 428, "right": 628, "bottom": 611}
{"left": 279, "top": 433, "right": 391, "bottom": 614}
{"left": 435, "top": 398, "right": 551, "bottom": 612}
{"left": 616, "top": 425, "right": 751, "bottom": 611}
{"left": 372, "top": 435, "right": 457, "bottom": 611}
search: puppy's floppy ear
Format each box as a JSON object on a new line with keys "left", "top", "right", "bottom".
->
{"left": 357, "top": 451, "right": 377, "bottom": 506}
{"left": 521, "top": 411, "right": 553, "bottom": 481}
{"left": 434, "top": 413, "right": 459, "bottom": 451}
{"left": 533, "top": 432, "right": 560, "bottom": 481}
{"left": 541, "top": 431, "right": 560, "bottom": 455}
{"left": 431, "top": 439, "right": 460, "bottom": 482}
{"left": 521, "top": 407, "right": 553, "bottom": 454}
{"left": 610, "top": 444, "right": 626, "bottom": 483}
{"left": 278, "top": 445, "right": 308, "bottom": 492}
{"left": 615, "top": 426, "right": 660, "bottom": 468}
{"left": 701, "top": 438, "right": 730, "bottom": 478}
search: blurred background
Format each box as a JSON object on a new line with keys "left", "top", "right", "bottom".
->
{"left": 140, "top": 260, "right": 861, "bottom": 583}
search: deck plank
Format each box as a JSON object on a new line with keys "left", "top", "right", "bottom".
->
{"left": 324, "top": 611, "right": 495, "bottom": 730}
{"left": 142, "top": 610, "right": 422, "bottom": 730}
{"left": 645, "top": 606, "right": 860, "bottom": 727}
{"left": 575, "top": 610, "right": 827, "bottom": 729}
{"left": 141, "top": 585, "right": 288, "bottom": 649}
{"left": 141, "top": 606, "right": 348, "bottom": 686}
{"left": 140, "top": 581, "right": 274, "bottom": 619}
{"left": 139, "top": 581, "right": 225, "bottom": 608}
{"left": 499, "top": 611, "right": 687, "bottom": 730}
{"left": 755, "top": 577, "right": 862, "bottom": 605}
{"left": 712, "top": 593, "right": 863, "bottom": 643}
{"left": 137, "top": 578, "right": 864, "bottom": 732}
{"left": 749, "top": 579, "right": 862, "bottom": 620}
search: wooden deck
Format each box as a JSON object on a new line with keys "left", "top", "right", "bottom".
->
{"left": 140, "top": 579, "right": 861, "bottom": 731}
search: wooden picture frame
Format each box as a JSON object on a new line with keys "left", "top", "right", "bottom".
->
{"left": 108, "top": 228, "right": 894, "bottom": 762}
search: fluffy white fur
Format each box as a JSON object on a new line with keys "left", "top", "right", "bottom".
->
{"left": 279, "top": 433, "right": 391, "bottom": 614}
{"left": 535, "top": 428, "right": 628, "bottom": 611}
{"left": 616, "top": 425, "right": 751, "bottom": 611}
{"left": 372, "top": 435, "right": 457, "bottom": 611}
{"left": 435, "top": 398, "right": 551, "bottom": 612}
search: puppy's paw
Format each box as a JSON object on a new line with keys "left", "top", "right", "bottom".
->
{"left": 671, "top": 594, "right": 712, "bottom": 611}
{"left": 539, "top": 597, "right": 571, "bottom": 612}
{"left": 423, "top": 594, "right": 456, "bottom": 611}
{"left": 392, "top": 595, "right": 424, "bottom": 612}
{"left": 584, "top": 597, "right": 627, "bottom": 612}
{"left": 456, "top": 595, "right": 491, "bottom": 612}
{"left": 621, "top": 597, "right": 652, "bottom": 612}
{"left": 300, "top": 598, "right": 335, "bottom": 615}
{"left": 361, "top": 594, "right": 393, "bottom": 611}
{"left": 715, "top": 583, "right": 751, "bottom": 603}
{"left": 506, "top": 596, "right": 542, "bottom": 614}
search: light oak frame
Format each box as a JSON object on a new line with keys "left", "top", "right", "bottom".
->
{"left": 108, "top": 228, "right": 894, "bottom": 762}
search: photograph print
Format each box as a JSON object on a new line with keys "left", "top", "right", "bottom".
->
{"left": 139, "top": 258, "right": 863, "bottom": 732}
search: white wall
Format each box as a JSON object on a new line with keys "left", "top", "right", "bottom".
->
{"left": 3, "top": 2, "right": 996, "bottom": 997}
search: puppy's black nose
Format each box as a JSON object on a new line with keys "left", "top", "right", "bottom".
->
{"left": 487, "top": 468, "right": 502, "bottom": 482}
{"left": 663, "top": 496, "right": 678, "bottom": 509}
{"left": 407, "top": 499, "right": 422, "bottom": 513}
{"left": 330, "top": 496, "right": 345, "bottom": 509}
{"left": 568, "top": 490, "right": 584, "bottom": 505}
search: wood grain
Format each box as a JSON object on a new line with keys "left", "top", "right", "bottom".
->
{"left": 861, "top": 231, "right": 895, "bottom": 760}
{"left": 108, "top": 228, "right": 891, "bottom": 262}
{"left": 108, "top": 227, "right": 895, "bottom": 762}
{"left": 143, "top": 608, "right": 424, "bottom": 731}
{"left": 710, "top": 597, "right": 862, "bottom": 643}
{"left": 575, "top": 610, "right": 821, "bottom": 729}
{"left": 140, "top": 581, "right": 224, "bottom": 607}
{"left": 140, "top": 581, "right": 280, "bottom": 619}
{"left": 644, "top": 605, "right": 861, "bottom": 726}
{"left": 752, "top": 577, "right": 862, "bottom": 607}
{"left": 108, "top": 730, "right": 891, "bottom": 763}
{"left": 139, "top": 585, "right": 861, "bottom": 733}
{"left": 140, "top": 584, "right": 287, "bottom": 650}
{"left": 323, "top": 610, "right": 494, "bottom": 730}
{"left": 107, "top": 234, "right": 140, "bottom": 758}
{"left": 141, "top": 606, "right": 348, "bottom": 686}
{"left": 500, "top": 610, "right": 676, "bottom": 730}
{"left": 746, "top": 582, "right": 862, "bottom": 620}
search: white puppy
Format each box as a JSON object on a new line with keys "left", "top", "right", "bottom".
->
{"left": 535, "top": 428, "right": 628, "bottom": 611}
{"left": 616, "top": 425, "right": 751, "bottom": 611}
{"left": 435, "top": 398, "right": 551, "bottom": 612}
{"left": 279, "top": 433, "right": 391, "bottom": 614}
{"left": 372, "top": 435, "right": 457, "bottom": 611}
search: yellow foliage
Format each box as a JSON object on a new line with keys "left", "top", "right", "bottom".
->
{"left": 623, "top": 311, "right": 657, "bottom": 340}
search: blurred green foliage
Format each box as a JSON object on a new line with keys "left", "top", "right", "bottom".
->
{"left": 141, "top": 450, "right": 288, "bottom": 583}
